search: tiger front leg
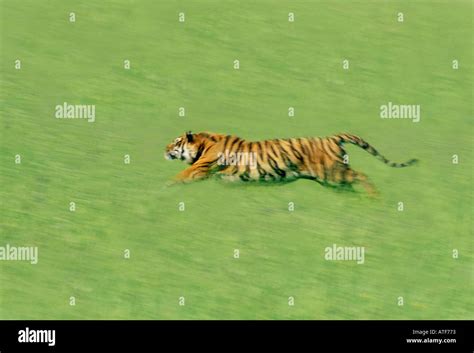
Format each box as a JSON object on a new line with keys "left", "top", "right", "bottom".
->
{"left": 173, "top": 164, "right": 211, "bottom": 183}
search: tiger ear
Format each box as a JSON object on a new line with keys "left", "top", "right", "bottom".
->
{"left": 185, "top": 131, "right": 193, "bottom": 142}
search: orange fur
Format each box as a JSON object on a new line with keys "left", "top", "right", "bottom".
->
{"left": 164, "top": 131, "right": 417, "bottom": 193}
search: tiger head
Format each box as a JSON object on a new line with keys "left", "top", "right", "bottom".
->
{"left": 165, "top": 131, "right": 226, "bottom": 164}
{"left": 164, "top": 131, "right": 198, "bottom": 164}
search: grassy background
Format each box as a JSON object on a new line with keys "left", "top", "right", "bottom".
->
{"left": 0, "top": 0, "right": 472, "bottom": 319}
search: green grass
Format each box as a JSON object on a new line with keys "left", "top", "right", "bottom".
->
{"left": 0, "top": 0, "right": 472, "bottom": 320}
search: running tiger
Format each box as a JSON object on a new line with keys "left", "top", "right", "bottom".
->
{"left": 164, "top": 131, "right": 418, "bottom": 193}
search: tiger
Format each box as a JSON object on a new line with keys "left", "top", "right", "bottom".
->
{"left": 164, "top": 131, "right": 418, "bottom": 194}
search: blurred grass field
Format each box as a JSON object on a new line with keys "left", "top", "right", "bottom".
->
{"left": 0, "top": 0, "right": 472, "bottom": 319}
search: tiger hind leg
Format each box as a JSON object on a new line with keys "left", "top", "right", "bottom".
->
{"left": 342, "top": 168, "right": 378, "bottom": 196}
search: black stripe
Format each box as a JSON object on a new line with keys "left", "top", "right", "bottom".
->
{"left": 297, "top": 138, "right": 308, "bottom": 157}
{"left": 239, "top": 171, "right": 250, "bottom": 181}
{"left": 221, "top": 135, "right": 234, "bottom": 153}
{"left": 235, "top": 139, "right": 245, "bottom": 153}
{"left": 257, "top": 163, "right": 267, "bottom": 180}
{"left": 279, "top": 140, "right": 296, "bottom": 161}
{"left": 324, "top": 139, "right": 343, "bottom": 160}
{"left": 268, "top": 155, "right": 286, "bottom": 177}
{"left": 289, "top": 139, "right": 304, "bottom": 162}
{"left": 228, "top": 137, "right": 241, "bottom": 152}
{"left": 257, "top": 141, "right": 265, "bottom": 162}
{"left": 269, "top": 141, "right": 280, "bottom": 158}
{"left": 192, "top": 144, "right": 205, "bottom": 163}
